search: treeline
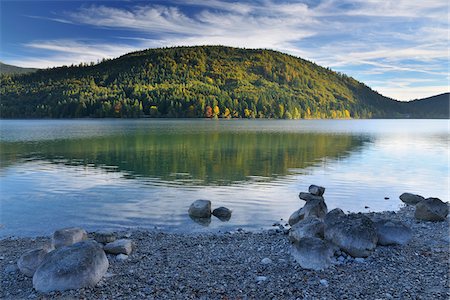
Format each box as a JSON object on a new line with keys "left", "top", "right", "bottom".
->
{"left": 0, "top": 46, "right": 438, "bottom": 119}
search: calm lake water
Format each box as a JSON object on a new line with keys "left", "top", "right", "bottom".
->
{"left": 0, "top": 119, "right": 448, "bottom": 237}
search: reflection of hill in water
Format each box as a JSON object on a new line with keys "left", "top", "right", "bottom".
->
{"left": 1, "top": 132, "right": 367, "bottom": 185}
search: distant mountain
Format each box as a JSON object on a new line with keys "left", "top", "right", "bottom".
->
{"left": 0, "top": 46, "right": 446, "bottom": 118}
{"left": 0, "top": 62, "right": 38, "bottom": 75}
{"left": 400, "top": 93, "right": 449, "bottom": 119}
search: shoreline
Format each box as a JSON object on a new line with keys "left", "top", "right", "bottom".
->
{"left": 1, "top": 206, "right": 449, "bottom": 299}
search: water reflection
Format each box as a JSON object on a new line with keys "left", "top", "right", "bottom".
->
{"left": 1, "top": 131, "right": 366, "bottom": 185}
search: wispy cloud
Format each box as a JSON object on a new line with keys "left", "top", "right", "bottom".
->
{"left": 9, "top": 0, "right": 449, "bottom": 100}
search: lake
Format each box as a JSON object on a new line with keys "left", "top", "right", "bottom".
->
{"left": 0, "top": 119, "right": 448, "bottom": 237}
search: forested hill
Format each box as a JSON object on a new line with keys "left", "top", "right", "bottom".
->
{"left": 0, "top": 62, "right": 38, "bottom": 76}
{"left": 0, "top": 46, "right": 445, "bottom": 118}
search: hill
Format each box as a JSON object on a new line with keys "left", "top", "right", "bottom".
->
{"left": 399, "top": 93, "right": 449, "bottom": 119}
{"left": 0, "top": 62, "right": 38, "bottom": 76}
{"left": 0, "top": 46, "right": 445, "bottom": 118}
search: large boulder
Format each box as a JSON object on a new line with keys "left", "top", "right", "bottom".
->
{"left": 309, "top": 185, "right": 325, "bottom": 196}
{"left": 212, "top": 207, "right": 232, "bottom": 221}
{"left": 289, "top": 199, "right": 328, "bottom": 226}
{"left": 289, "top": 217, "right": 324, "bottom": 243}
{"left": 103, "top": 239, "right": 133, "bottom": 255}
{"left": 299, "top": 192, "right": 324, "bottom": 202}
{"left": 52, "top": 227, "right": 88, "bottom": 249}
{"left": 33, "top": 240, "right": 109, "bottom": 293}
{"left": 400, "top": 193, "right": 425, "bottom": 205}
{"left": 415, "top": 198, "right": 449, "bottom": 221}
{"left": 373, "top": 219, "right": 412, "bottom": 246}
{"left": 324, "top": 208, "right": 346, "bottom": 227}
{"left": 17, "top": 245, "right": 53, "bottom": 277}
{"left": 188, "top": 200, "right": 211, "bottom": 218}
{"left": 324, "top": 213, "right": 378, "bottom": 257}
{"left": 291, "top": 237, "right": 337, "bottom": 271}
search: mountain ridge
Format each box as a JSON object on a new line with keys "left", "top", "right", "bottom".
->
{"left": 0, "top": 62, "right": 38, "bottom": 75}
{"left": 0, "top": 46, "right": 447, "bottom": 118}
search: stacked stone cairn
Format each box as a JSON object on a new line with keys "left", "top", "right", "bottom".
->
{"left": 17, "top": 227, "right": 133, "bottom": 293}
{"left": 288, "top": 185, "right": 448, "bottom": 271}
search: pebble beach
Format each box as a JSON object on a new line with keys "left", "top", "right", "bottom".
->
{"left": 1, "top": 206, "right": 449, "bottom": 299}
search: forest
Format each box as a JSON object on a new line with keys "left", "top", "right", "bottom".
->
{"left": 0, "top": 46, "right": 447, "bottom": 118}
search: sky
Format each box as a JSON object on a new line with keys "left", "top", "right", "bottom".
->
{"left": 0, "top": 0, "right": 448, "bottom": 101}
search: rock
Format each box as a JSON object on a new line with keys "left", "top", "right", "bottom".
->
{"left": 299, "top": 192, "right": 324, "bottom": 202}
{"left": 324, "top": 213, "right": 378, "bottom": 258}
{"left": 52, "top": 227, "right": 88, "bottom": 249}
{"left": 399, "top": 193, "right": 425, "bottom": 205}
{"left": 289, "top": 217, "right": 324, "bottom": 243}
{"left": 93, "top": 231, "right": 116, "bottom": 244}
{"left": 33, "top": 240, "right": 109, "bottom": 293}
{"left": 256, "top": 276, "right": 267, "bottom": 283}
{"left": 116, "top": 254, "right": 128, "bottom": 261}
{"left": 17, "top": 245, "right": 53, "bottom": 277}
{"left": 309, "top": 185, "right": 325, "bottom": 196}
{"left": 324, "top": 208, "right": 346, "bottom": 227}
{"left": 4, "top": 264, "right": 18, "bottom": 274}
{"left": 103, "top": 239, "right": 133, "bottom": 255}
{"left": 188, "top": 200, "right": 211, "bottom": 218}
{"left": 354, "top": 257, "right": 365, "bottom": 263}
{"left": 415, "top": 198, "right": 449, "bottom": 221}
{"left": 291, "top": 237, "right": 337, "bottom": 271}
{"left": 261, "top": 257, "right": 272, "bottom": 265}
{"left": 288, "top": 199, "right": 328, "bottom": 226}
{"left": 319, "top": 279, "right": 329, "bottom": 287}
{"left": 212, "top": 207, "right": 232, "bottom": 221}
{"left": 373, "top": 219, "right": 412, "bottom": 245}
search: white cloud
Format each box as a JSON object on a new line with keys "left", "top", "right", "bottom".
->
{"left": 8, "top": 0, "right": 449, "bottom": 100}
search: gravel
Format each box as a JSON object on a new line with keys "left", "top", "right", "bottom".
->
{"left": 1, "top": 206, "right": 449, "bottom": 299}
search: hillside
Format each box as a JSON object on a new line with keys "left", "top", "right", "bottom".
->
{"left": 399, "top": 93, "right": 449, "bottom": 119}
{"left": 0, "top": 46, "right": 445, "bottom": 118}
{"left": 0, "top": 62, "right": 38, "bottom": 76}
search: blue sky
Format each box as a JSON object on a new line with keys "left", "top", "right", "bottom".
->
{"left": 1, "top": 0, "right": 448, "bottom": 100}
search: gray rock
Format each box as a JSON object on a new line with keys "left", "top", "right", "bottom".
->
{"left": 256, "top": 276, "right": 267, "bottom": 282}
{"left": 52, "top": 227, "right": 88, "bottom": 249}
{"left": 399, "top": 193, "right": 425, "bottom": 205}
{"left": 324, "top": 213, "right": 378, "bottom": 258}
{"left": 374, "top": 219, "right": 412, "bottom": 245}
{"left": 354, "top": 257, "right": 365, "bottom": 263}
{"left": 415, "top": 198, "right": 449, "bottom": 221}
{"left": 289, "top": 217, "right": 324, "bottom": 243}
{"left": 288, "top": 199, "right": 328, "bottom": 226}
{"left": 104, "top": 239, "right": 133, "bottom": 255}
{"left": 299, "top": 192, "right": 324, "bottom": 202}
{"left": 291, "top": 237, "right": 337, "bottom": 271}
{"left": 319, "top": 279, "right": 329, "bottom": 287}
{"left": 188, "top": 200, "right": 211, "bottom": 218}
{"left": 116, "top": 254, "right": 128, "bottom": 261}
{"left": 212, "top": 207, "right": 232, "bottom": 221}
{"left": 93, "top": 231, "right": 116, "bottom": 244}
{"left": 33, "top": 240, "right": 109, "bottom": 293}
{"left": 17, "top": 245, "right": 53, "bottom": 277}
{"left": 324, "top": 208, "right": 346, "bottom": 227}
{"left": 309, "top": 185, "right": 325, "bottom": 196}
{"left": 261, "top": 257, "right": 272, "bottom": 265}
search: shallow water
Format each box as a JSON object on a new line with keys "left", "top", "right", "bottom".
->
{"left": 0, "top": 119, "right": 448, "bottom": 237}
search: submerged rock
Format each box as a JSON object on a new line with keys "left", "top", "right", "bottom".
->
{"left": 399, "top": 193, "right": 425, "bottom": 205}
{"left": 188, "top": 200, "right": 212, "bottom": 218}
{"left": 33, "top": 240, "right": 108, "bottom": 293}
{"left": 324, "top": 213, "right": 378, "bottom": 258}
{"left": 104, "top": 239, "right": 133, "bottom": 255}
{"left": 52, "top": 227, "right": 88, "bottom": 249}
{"left": 291, "top": 237, "right": 336, "bottom": 271}
{"left": 212, "top": 207, "right": 232, "bottom": 221}
{"left": 415, "top": 198, "right": 449, "bottom": 221}
{"left": 289, "top": 217, "right": 324, "bottom": 243}
{"left": 299, "top": 192, "right": 324, "bottom": 202}
{"left": 309, "top": 185, "right": 325, "bottom": 196}
{"left": 373, "top": 219, "right": 412, "bottom": 246}
{"left": 17, "top": 245, "right": 53, "bottom": 277}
